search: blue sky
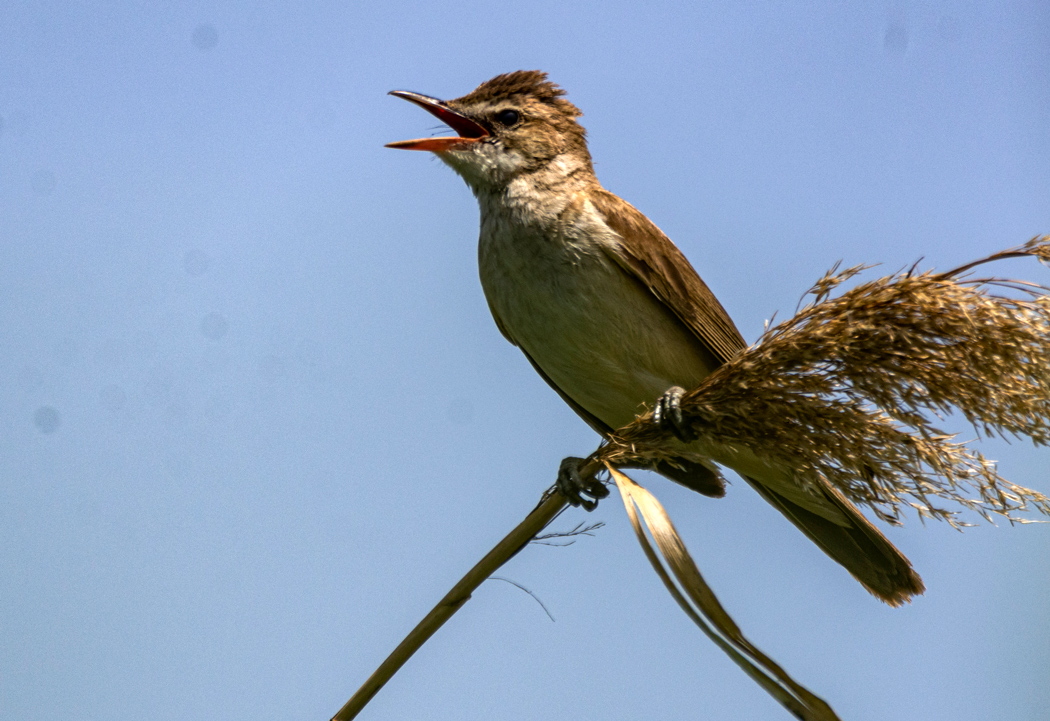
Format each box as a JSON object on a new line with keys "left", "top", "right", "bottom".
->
{"left": 2, "top": 2, "right": 1048, "bottom": 720}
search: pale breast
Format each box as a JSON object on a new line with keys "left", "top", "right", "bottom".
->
{"left": 477, "top": 194, "right": 718, "bottom": 430}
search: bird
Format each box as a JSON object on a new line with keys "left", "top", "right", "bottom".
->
{"left": 386, "top": 70, "right": 925, "bottom": 606}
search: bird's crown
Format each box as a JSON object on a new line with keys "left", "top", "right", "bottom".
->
{"left": 454, "top": 70, "right": 582, "bottom": 120}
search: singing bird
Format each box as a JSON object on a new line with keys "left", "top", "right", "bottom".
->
{"left": 387, "top": 70, "right": 924, "bottom": 605}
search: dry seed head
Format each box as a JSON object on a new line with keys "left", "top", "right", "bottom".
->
{"left": 593, "top": 236, "right": 1050, "bottom": 527}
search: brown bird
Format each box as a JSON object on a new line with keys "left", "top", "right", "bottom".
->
{"left": 387, "top": 70, "right": 924, "bottom": 605}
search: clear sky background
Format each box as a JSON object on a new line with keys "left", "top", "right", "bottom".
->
{"left": 2, "top": 2, "right": 1048, "bottom": 720}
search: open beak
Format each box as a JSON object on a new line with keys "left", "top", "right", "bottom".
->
{"left": 385, "top": 90, "right": 489, "bottom": 152}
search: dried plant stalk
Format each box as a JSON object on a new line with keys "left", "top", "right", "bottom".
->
{"left": 591, "top": 237, "right": 1050, "bottom": 527}
{"left": 331, "top": 492, "right": 568, "bottom": 721}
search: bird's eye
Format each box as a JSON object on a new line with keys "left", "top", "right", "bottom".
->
{"left": 495, "top": 109, "right": 521, "bottom": 126}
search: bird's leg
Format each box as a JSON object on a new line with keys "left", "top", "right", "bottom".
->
{"left": 557, "top": 456, "right": 609, "bottom": 511}
{"left": 653, "top": 386, "right": 698, "bottom": 442}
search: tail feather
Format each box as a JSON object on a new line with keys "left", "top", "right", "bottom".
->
{"left": 744, "top": 475, "right": 925, "bottom": 605}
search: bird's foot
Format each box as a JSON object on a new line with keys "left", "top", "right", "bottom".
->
{"left": 556, "top": 456, "right": 609, "bottom": 511}
{"left": 653, "top": 386, "right": 697, "bottom": 442}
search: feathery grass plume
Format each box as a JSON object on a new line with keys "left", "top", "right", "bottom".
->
{"left": 593, "top": 237, "right": 1050, "bottom": 527}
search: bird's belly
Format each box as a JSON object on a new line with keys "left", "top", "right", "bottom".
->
{"left": 482, "top": 246, "right": 716, "bottom": 431}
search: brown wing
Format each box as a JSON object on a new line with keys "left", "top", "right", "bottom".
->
{"left": 588, "top": 189, "right": 924, "bottom": 604}
{"left": 588, "top": 189, "right": 747, "bottom": 364}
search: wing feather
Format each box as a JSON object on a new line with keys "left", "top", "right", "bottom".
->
{"left": 586, "top": 189, "right": 923, "bottom": 603}
{"left": 588, "top": 189, "right": 747, "bottom": 364}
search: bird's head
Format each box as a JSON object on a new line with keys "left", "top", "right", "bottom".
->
{"left": 386, "top": 70, "right": 593, "bottom": 192}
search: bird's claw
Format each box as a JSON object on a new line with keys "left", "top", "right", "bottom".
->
{"left": 557, "top": 456, "right": 609, "bottom": 511}
{"left": 653, "top": 386, "right": 697, "bottom": 442}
